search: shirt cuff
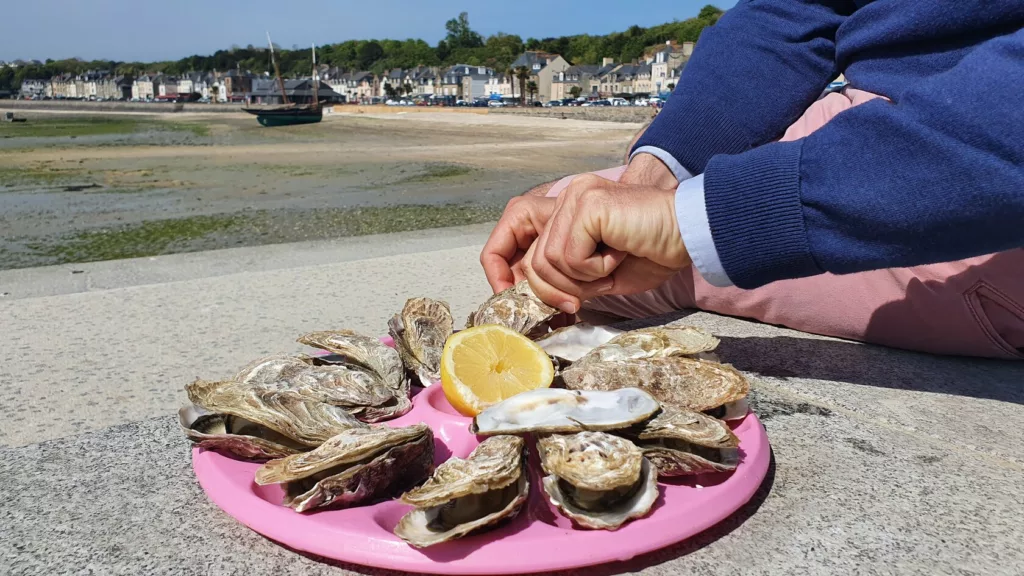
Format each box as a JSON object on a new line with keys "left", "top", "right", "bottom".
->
{"left": 630, "top": 146, "right": 694, "bottom": 183}
{"left": 675, "top": 174, "right": 733, "bottom": 288}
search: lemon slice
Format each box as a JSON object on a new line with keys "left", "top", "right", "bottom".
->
{"left": 440, "top": 324, "right": 555, "bottom": 416}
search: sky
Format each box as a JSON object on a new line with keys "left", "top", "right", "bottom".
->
{"left": 0, "top": 0, "right": 735, "bottom": 63}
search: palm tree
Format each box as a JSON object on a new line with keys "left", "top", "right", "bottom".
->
{"left": 506, "top": 66, "right": 515, "bottom": 102}
{"left": 526, "top": 80, "right": 538, "bottom": 103}
{"left": 515, "top": 66, "right": 530, "bottom": 106}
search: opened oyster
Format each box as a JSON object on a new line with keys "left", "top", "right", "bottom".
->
{"left": 466, "top": 280, "right": 558, "bottom": 337}
{"left": 534, "top": 323, "right": 623, "bottom": 364}
{"left": 233, "top": 354, "right": 398, "bottom": 421}
{"left": 619, "top": 407, "right": 740, "bottom": 476}
{"left": 538, "top": 432, "right": 658, "bottom": 530}
{"left": 298, "top": 330, "right": 412, "bottom": 419}
{"left": 255, "top": 423, "right": 434, "bottom": 512}
{"left": 388, "top": 297, "right": 454, "bottom": 387}
{"left": 563, "top": 356, "right": 750, "bottom": 420}
{"left": 180, "top": 379, "right": 366, "bottom": 460}
{"left": 571, "top": 326, "right": 720, "bottom": 366}
{"left": 394, "top": 435, "right": 527, "bottom": 547}
{"left": 471, "top": 387, "right": 661, "bottom": 436}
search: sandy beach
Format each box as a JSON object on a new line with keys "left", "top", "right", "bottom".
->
{"left": 0, "top": 108, "right": 639, "bottom": 269}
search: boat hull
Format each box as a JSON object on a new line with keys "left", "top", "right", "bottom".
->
{"left": 242, "top": 107, "right": 323, "bottom": 127}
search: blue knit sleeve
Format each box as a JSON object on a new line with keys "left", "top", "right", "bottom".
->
{"left": 631, "top": 0, "right": 855, "bottom": 175}
{"left": 703, "top": 28, "right": 1024, "bottom": 288}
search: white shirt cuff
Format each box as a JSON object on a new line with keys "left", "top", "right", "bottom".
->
{"left": 675, "top": 174, "right": 734, "bottom": 288}
{"left": 630, "top": 146, "right": 694, "bottom": 183}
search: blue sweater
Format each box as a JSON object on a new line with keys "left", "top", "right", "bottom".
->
{"left": 632, "top": 1, "right": 1024, "bottom": 289}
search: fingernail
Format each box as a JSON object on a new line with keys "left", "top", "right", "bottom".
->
{"left": 559, "top": 302, "right": 578, "bottom": 315}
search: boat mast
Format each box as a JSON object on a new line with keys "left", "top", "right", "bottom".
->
{"left": 267, "top": 31, "right": 289, "bottom": 105}
{"left": 311, "top": 43, "right": 320, "bottom": 109}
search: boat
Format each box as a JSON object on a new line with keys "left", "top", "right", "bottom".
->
{"left": 243, "top": 33, "right": 324, "bottom": 127}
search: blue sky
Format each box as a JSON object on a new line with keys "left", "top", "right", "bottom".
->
{"left": 0, "top": 0, "right": 735, "bottom": 62}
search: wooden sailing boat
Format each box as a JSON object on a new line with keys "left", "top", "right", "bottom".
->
{"left": 242, "top": 33, "right": 324, "bottom": 126}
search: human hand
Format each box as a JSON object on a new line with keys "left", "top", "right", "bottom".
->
{"left": 480, "top": 195, "right": 557, "bottom": 293}
{"left": 523, "top": 174, "right": 692, "bottom": 313}
{"left": 619, "top": 152, "right": 679, "bottom": 189}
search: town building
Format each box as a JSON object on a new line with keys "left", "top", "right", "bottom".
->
{"left": 551, "top": 65, "right": 600, "bottom": 101}
{"left": 247, "top": 79, "right": 342, "bottom": 105}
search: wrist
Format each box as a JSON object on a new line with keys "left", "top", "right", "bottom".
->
{"left": 621, "top": 153, "right": 679, "bottom": 189}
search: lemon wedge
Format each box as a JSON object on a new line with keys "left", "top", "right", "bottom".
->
{"left": 440, "top": 324, "right": 555, "bottom": 416}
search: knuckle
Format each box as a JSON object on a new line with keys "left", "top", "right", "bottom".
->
{"left": 505, "top": 196, "right": 522, "bottom": 210}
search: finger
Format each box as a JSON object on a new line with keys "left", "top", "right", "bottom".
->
{"left": 544, "top": 180, "right": 610, "bottom": 283}
{"left": 530, "top": 213, "right": 590, "bottom": 302}
{"left": 510, "top": 249, "right": 528, "bottom": 285}
{"left": 585, "top": 256, "right": 678, "bottom": 301}
{"left": 523, "top": 243, "right": 582, "bottom": 315}
{"left": 480, "top": 197, "right": 553, "bottom": 292}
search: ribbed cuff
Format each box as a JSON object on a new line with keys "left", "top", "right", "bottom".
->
{"left": 704, "top": 140, "right": 822, "bottom": 288}
{"left": 631, "top": 94, "right": 752, "bottom": 176}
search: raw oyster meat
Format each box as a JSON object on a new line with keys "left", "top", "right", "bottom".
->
{"left": 388, "top": 297, "right": 454, "bottom": 387}
{"left": 563, "top": 356, "right": 750, "bottom": 420}
{"left": 466, "top": 280, "right": 558, "bottom": 337}
{"left": 538, "top": 432, "right": 658, "bottom": 530}
{"left": 255, "top": 423, "right": 434, "bottom": 512}
{"left": 534, "top": 323, "right": 623, "bottom": 363}
{"left": 471, "top": 387, "right": 660, "bottom": 436}
{"left": 572, "top": 326, "right": 720, "bottom": 366}
{"left": 620, "top": 407, "right": 740, "bottom": 476}
{"left": 298, "top": 330, "right": 412, "bottom": 419}
{"left": 394, "top": 435, "right": 528, "bottom": 547}
{"left": 234, "top": 354, "right": 398, "bottom": 423}
{"left": 180, "top": 379, "right": 366, "bottom": 460}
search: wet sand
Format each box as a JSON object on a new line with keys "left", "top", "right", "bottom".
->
{"left": 0, "top": 109, "right": 639, "bottom": 269}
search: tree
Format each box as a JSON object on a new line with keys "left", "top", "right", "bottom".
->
{"left": 403, "top": 83, "right": 414, "bottom": 96}
{"left": 445, "top": 12, "right": 483, "bottom": 50}
{"left": 526, "top": 80, "right": 538, "bottom": 102}
{"left": 569, "top": 85, "right": 582, "bottom": 99}
{"left": 384, "top": 83, "right": 398, "bottom": 100}
{"left": 666, "top": 82, "right": 675, "bottom": 91}
{"left": 506, "top": 66, "right": 516, "bottom": 102}
{"left": 358, "top": 41, "right": 384, "bottom": 69}
{"left": 515, "top": 66, "right": 530, "bottom": 105}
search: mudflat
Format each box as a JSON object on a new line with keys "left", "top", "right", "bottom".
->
{"left": 0, "top": 108, "right": 639, "bottom": 270}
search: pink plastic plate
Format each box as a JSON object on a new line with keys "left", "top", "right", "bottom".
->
{"left": 192, "top": 356, "right": 771, "bottom": 574}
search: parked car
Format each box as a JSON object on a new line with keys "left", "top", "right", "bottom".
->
{"left": 543, "top": 100, "right": 562, "bottom": 107}
{"left": 487, "top": 100, "right": 506, "bottom": 108}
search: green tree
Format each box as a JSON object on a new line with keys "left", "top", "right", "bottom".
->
{"left": 515, "top": 66, "right": 530, "bottom": 105}
{"left": 667, "top": 82, "right": 675, "bottom": 91}
{"left": 569, "top": 85, "right": 582, "bottom": 99}
{"left": 358, "top": 41, "right": 384, "bottom": 69}
{"left": 526, "top": 80, "right": 538, "bottom": 102}
{"left": 445, "top": 12, "right": 483, "bottom": 50}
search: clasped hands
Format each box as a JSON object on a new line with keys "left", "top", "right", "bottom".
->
{"left": 480, "top": 154, "right": 693, "bottom": 314}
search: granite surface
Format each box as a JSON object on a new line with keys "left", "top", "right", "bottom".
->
{"left": 2, "top": 236, "right": 1023, "bottom": 576}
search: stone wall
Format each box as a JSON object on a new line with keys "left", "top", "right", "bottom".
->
{"left": 2, "top": 100, "right": 243, "bottom": 114}
{"left": 489, "top": 106, "right": 655, "bottom": 123}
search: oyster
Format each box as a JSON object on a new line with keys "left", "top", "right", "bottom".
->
{"left": 394, "top": 436, "right": 528, "bottom": 547}
{"left": 538, "top": 432, "right": 658, "bottom": 530}
{"left": 466, "top": 280, "right": 558, "bottom": 337}
{"left": 620, "top": 407, "right": 740, "bottom": 476}
{"left": 534, "top": 323, "right": 623, "bottom": 363}
{"left": 180, "top": 379, "right": 366, "bottom": 460}
{"left": 562, "top": 356, "right": 750, "bottom": 420}
{"left": 235, "top": 354, "right": 396, "bottom": 416}
{"left": 298, "top": 330, "right": 412, "bottom": 419}
{"left": 255, "top": 423, "right": 434, "bottom": 512}
{"left": 572, "top": 326, "right": 720, "bottom": 366}
{"left": 388, "top": 297, "right": 454, "bottom": 387}
{"left": 471, "top": 387, "right": 660, "bottom": 436}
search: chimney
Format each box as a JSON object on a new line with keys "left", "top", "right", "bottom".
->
{"left": 602, "top": 57, "right": 614, "bottom": 67}
{"left": 682, "top": 41, "right": 695, "bottom": 57}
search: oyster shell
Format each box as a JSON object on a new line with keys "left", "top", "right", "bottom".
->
{"left": 297, "top": 330, "right": 412, "bottom": 419}
{"left": 178, "top": 404, "right": 305, "bottom": 460}
{"left": 572, "top": 326, "right": 720, "bottom": 366}
{"left": 255, "top": 423, "right": 434, "bottom": 512}
{"left": 538, "top": 432, "right": 658, "bottom": 530}
{"left": 471, "top": 387, "right": 661, "bottom": 436}
{"left": 181, "top": 379, "right": 367, "bottom": 460}
{"left": 394, "top": 436, "right": 528, "bottom": 547}
{"left": 235, "top": 354, "right": 396, "bottom": 414}
{"left": 620, "top": 407, "right": 740, "bottom": 476}
{"left": 562, "top": 356, "right": 749, "bottom": 420}
{"left": 534, "top": 323, "right": 623, "bottom": 363}
{"left": 388, "top": 297, "right": 454, "bottom": 387}
{"left": 466, "top": 281, "right": 558, "bottom": 337}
